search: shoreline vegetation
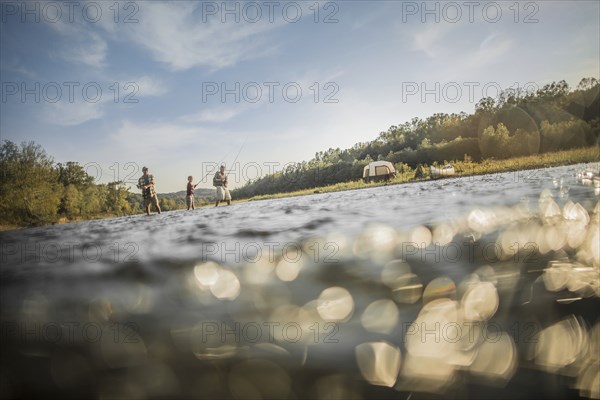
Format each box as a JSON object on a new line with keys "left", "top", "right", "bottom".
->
{"left": 239, "top": 147, "right": 600, "bottom": 202}
{"left": 1, "top": 78, "right": 599, "bottom": 230}
{"left": 1, "top": 147, "right": 598, "bottom": 231}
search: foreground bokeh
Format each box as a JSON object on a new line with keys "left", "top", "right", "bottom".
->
{"left": 1, "top": 163, "right": 599, "bottom": 399}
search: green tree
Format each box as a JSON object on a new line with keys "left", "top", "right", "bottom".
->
{"left": 159, "top": 197, "right": 176, "bottom": 211}
{"left": 62, "top": 184, "right": 82, "bottom": 217}
{"left": 106, "top": 181, "right": 133, "bottom": 215}
{"left": 0, "top": 141, "right": 61, "bottom": 225}
{"left": 540, "top": 119, "right": 592, "bottom": 152}
{"left": 480, "top": 123, "right": 511, "bottom": 159}
{"left": 57, "top": 162, "right": 94, "bottom": 187}
{"left": 80, "top": 185, "right": 104, "bottom": 216}
{"left": 510, "top": 128, "right": 539, "bottom": 157}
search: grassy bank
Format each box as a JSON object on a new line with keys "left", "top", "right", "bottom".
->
{"left": 239, "top": 147, "right": 600, "bottom": 202}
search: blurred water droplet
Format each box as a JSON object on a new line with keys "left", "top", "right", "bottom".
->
{"left": 534, "top": 316, "right": 588, "bottom": 372}
{"left": 275, "top": 257, "right": 304, "bottom": 282}
{"left": 468, "top": 209, "right": 495, "bottom": 233}
{"left": 409, "top": 225, "right": 432, "bottom": 248}
{"left": 461, "top": 281, "right": 499, "bottom": 321}
{"left": 406, "top": 298, "right": 458, "bottom": 359}
{"left": 397, "top": 354, "right": 456, "bottom": 394}
{"left": 361, "top": 300, "right": 398, "bottom": 334}
{"left": 432, "top": 223, "right": 455, "bottom": 246}
{"left": 194, "top": 261, "right": 220, "bottom": 287}
{"left": 423, "top": 276, "right": 456, "bottom": 304}
{"left": 469, "top": 333, "right": 517, "bottom": 383}
{"left": 355, "top": 341, "right": 401, "bottom": 387}
{"left": 317, "top": 287, "right": 354, "bottom": 322}
{"left": 210, "top": 269, "right": 241, "bottom": 300}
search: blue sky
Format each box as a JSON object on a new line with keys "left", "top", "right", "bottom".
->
{"left": 1, "top": 1, "right": 598, "bottom": 192}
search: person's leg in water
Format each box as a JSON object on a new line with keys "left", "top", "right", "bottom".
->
{"left": 153, "top": 195, "right": 161, "bottom": 214}
{"left": 225, "top": 187, "right": 232, "bottom": 206}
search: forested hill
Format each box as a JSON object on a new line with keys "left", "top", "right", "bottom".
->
{"left": 233, "top": 78, "right": 600, "bottom": 199}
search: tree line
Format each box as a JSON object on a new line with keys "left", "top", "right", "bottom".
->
{"left": 2, "top": 77, "right": 598, "bottom": 226}
{"left": 0, "top": 142, "right": 137, "bottom": 226}
{"left": 0, "top": 143, "right": 218, "bottom": 226}
{"left": 233, "top": 78, "right": 599, "bottom": 198}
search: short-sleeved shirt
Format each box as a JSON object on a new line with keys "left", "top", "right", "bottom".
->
{"left": 213, "top": 171, "right": 227, "bottom": 187}
{"left": 187, "top": 182, "right": 194, "bottom": 196}
{"left": 138, "top": 174, "right": 156, "bottom": 199}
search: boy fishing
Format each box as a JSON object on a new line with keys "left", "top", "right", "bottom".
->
{"left": 187, "top": 176, "right": 197, "bottom": 210}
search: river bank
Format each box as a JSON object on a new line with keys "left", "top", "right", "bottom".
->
{"left": 238, "top": 146, "right": 599, "bottom": 202}
{"left": 1, "top": 147, "right": 598, "bottom": 231}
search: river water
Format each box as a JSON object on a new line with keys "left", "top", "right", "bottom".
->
{"left": 1, "top": 163, "right": 599, "bottom": 399}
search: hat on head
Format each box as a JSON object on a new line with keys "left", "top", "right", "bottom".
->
{"left": 142, "top": 166, "right": 148, "bottom": 171}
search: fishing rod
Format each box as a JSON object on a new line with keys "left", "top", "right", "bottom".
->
{"left": 195, "top": 150, "right": 232, "bottom": 187}
{"left": 225, "top": 136, "right": 248, "bottom": 179}
{"left": 194, "top": 136, "right": 248, "bottom": 187}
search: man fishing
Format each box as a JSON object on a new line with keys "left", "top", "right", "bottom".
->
{"left": 137, "top": 166, "right": 161, "bottom": 215}
{"left": 213, "top": 164, "right": 232, "bottom": 207}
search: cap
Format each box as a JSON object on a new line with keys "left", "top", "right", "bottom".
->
{"left": 142, "top": 166, "right": 148, "bottom": 171}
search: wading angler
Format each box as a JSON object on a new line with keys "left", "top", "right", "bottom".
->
{"left": 137, "top": 166, "right": 161, "bottom": 215}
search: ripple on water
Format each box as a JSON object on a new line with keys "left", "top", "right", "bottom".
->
{"left": 0, "top": 163, "right": 599, "bottom": 399}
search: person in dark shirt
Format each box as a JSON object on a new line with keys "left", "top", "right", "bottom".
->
{"left": 186, "top": 175, "right": 197, "bottom": 210}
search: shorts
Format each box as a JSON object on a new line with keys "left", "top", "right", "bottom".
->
{"left": 144, "top": 195, "right": 159, "bottom": 210}
{"left": 186, "top": 194, "right": 194, "bottom": 208}
{"left": 216, "top": 186, "right": 231, "bottom": 201}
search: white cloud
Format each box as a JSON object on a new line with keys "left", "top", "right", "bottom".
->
{"left": 181, "top": 108, "right": 240, "bottom": 123}
{"left": 407, "top": 24, "right": 513, "bottom": 79}
{"left": 58, "top": 32, "right": 108, "bottom": 67}
{"left": 46, "top": 16, "right": 108, "bottom": 68}
{"left": 110, "top": 120, "right": 209, "bottom": 157}
{"left": 412, "top": 24, "right": 455, "bottom": 58}
{"left": 42, "top": 100, "right": 104, "bottom": 126}
{"left": 131, "top": 76, "right": 168, "bottom": 97}
{"left": 126, "top": 2, "right": 282, "bottom": 71}
{"left": 38, "top": 75, "right": 167, "bottom": 126}
{"left": 466, "top": 33, "right": 513, "bottom": 67}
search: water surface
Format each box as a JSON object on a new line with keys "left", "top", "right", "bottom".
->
{"left": 1, "top": 163, "right": 599, "bottom": 399}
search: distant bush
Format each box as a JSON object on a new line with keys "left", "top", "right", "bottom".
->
{"left": 540, "top": 119, "right": 592, "bottom": 152}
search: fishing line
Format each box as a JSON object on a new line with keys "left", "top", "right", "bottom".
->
{"left": 225, "top": 135, "right": 248, "bottom": 179}
{"left": 195, "top": 150, "right": 232, "bottom": 186}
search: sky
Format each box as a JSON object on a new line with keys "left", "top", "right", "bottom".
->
{"left": 1, "top": 0, "right": 599, "bottom": 192}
